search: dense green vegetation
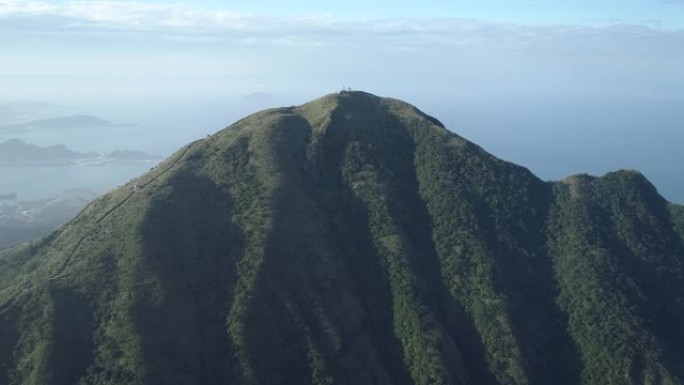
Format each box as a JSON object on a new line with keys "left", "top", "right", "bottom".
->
{"left": 1, "top": 91, "right": 683, "bottom": 385}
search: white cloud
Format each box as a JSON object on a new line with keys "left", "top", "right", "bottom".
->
{"left": 1, "top": 0, "right": 683, "bottom": 52}
{"left": 0, "top": 0, "right": 247, "bottom": 29}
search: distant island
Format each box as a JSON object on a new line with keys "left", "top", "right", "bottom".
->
{"left": 102, "top": 149, "right": 162, "bottom": 162}
{"left": 0, "top": 114, "right": 132, "bottom": 133}
{"left": 0, "top": 138, "right": 161, "bottom": 167}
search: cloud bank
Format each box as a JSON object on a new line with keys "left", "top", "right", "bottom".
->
{"left": 1, "top": 0, "right": 681, "bottom": 47}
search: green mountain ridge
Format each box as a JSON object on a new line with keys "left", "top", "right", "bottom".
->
{"left": 0, "top": 91, "right": 683, "bottom": 385}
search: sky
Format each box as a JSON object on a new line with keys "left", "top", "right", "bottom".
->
{"left": 9, "top": 0, "right": 683, "bottom": 26}
{"left": 199, "top": 0, "right": 684, "bottom": 27}
{"left": 1, "top": 0, "right": 683, "bottom": 100}
{"left": 1, "top": 0, "right": 684, "bottom": 201}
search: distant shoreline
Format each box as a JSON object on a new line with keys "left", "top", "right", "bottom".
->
{"left": 0, "top": 158, "right": 161, "bottom": 168}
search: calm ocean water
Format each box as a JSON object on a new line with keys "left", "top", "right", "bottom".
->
{"left": 0, "top": 161, "right": 161, "bottom": 201}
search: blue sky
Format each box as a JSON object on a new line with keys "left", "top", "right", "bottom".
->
{"left": 36, "top": 0, "right": 684, "bottom": 27}
{"left": 230, "top": 0, "right": 684, "bottom": 28}
{"left": 64, "top": 0, "right": 684, "bottom": 27}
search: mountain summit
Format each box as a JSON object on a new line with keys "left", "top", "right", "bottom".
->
{"left": 1, "top": 91, "right": 684, "bottom": 385}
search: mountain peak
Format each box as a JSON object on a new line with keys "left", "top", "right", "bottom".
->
{"left": 200, "top": 91, "right": 448, "bottom": 162}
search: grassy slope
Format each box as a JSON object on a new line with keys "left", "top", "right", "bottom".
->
{"left": 0, "top": 91, "right": 683, "bottom": 385}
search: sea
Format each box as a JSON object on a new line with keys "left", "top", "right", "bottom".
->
{"left": 0, "top": 161, "right": 160, "bottom": 201}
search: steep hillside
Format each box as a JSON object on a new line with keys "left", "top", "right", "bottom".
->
{"left": 0, "top": 91, "right": 683, "bottom": 385}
